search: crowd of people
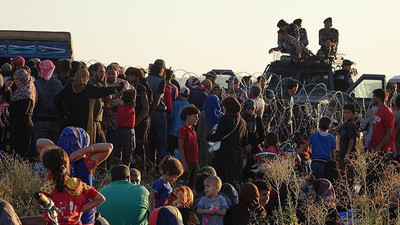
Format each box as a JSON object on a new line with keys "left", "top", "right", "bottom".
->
{"left": 0, "top": 55, "right": 399, "bottom": 225}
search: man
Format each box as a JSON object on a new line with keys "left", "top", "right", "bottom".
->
{"left": 97, "top": 165, "right": 150, "bottom": 225}
{"left": 203, "top": 71, "right": 217, "bottom": 86}
{"left": 277, "top": 79, "right": 298, "bottom": 142}
{"left": 249, "top": 85, "right": 265, "bottom": 118}
{"left": 88, "top": 62, "right": 108, "bottom": 143}
{"left": 387, "top": 82, "right": 398, "bottom": 109}
{"left": 293, "top": 18, "right": 308, "bottom": 47}
{"left": 146, "top": 59, "right": 168, "bottom": 163}
{"left": 269, "top": 30, "right": 308, "bottom": 59}
{"left": 371, "top": 89, "right": 396, "bottom": 161}
{"left": 317, "top": 17, "right": 339, "bottom": 59}
{"left": 276, "top": 19, "right": 289, "bottom": 53}
{"left": 334, "top": 59, "right": 354, "bottom": 92}
{"left": 33, "top": 60, "right": 64, "bottom": 156}
{"left": 226, "top": 76, "right": 247, "bottom": 103}
{"left": 57, "top": 59, "right": 71, "bottom": 86}
{"left": 130, "top": 168, "right": 141, "bottom": 185}
{"left": 1, "top": 63, "right": 13, "bottom": 84}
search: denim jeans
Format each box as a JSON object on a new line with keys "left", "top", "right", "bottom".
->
{"left": 311, "top": 160, "right": 327, "bottom": 179}
{"left": 148, "top": 112, "right": 168, "bottom": 163}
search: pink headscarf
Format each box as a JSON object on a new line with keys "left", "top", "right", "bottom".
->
{"left": 39, "top": 60, "right": 55, "bottom": 81}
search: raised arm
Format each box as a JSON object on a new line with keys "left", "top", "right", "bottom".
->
{"left": 69, "top": 143, "right": 113, "bottom": 165}
{"left": 36, "top": 138, "right": 58, "bottom": 155}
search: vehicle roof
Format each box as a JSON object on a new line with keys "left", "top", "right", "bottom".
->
{"left": 211, "top": 69, "right": 235, "bottom": 76}
{"left": 0, "top": 30, "right": 71, "bottom": 42}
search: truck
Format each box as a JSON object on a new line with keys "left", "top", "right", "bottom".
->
{"left": 0, "top": 30, "right": 73, "bottom": 64}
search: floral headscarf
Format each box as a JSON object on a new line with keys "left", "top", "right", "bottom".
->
{"left": 10, "top": 69, "right": 36, "bottom": 105}
{"left": 164, "top": 186, "right": 194, "bottom": 209}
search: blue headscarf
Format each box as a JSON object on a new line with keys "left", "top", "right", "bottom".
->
{"left": 204, "top": 95, "right": 222, "bottom": 128}
{"left": 58, "top": 126, "right": 90, "bottom": 157}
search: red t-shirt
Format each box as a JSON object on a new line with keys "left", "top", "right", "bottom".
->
{"left": 371, "top": 106, "right": 396, "bottom": 152}
{"left": 177, "top": 124, "right": 198, "bottom": 163}
{"left": 116, "top": 102, "right": 135, "bottom": 129}
{"left": 40, "top": 177, "right": 99, "bottom": 225}
{"left": 164, "top": 87, "right": 173, "bottom": 114}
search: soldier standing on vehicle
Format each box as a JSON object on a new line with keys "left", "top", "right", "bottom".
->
{"left": 277, "top": 79, "right": 298, "bottom": 142}
{"left": 293, "top": 18, "right": 309, "bottom": 47}
{"left": 317, "top": 17, "right": 339, "bottom": 59}
{"left": 334, "top": 59, "right": 354, "bottom": 92}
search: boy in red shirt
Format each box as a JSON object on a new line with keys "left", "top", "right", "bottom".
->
{"left": 371, "top": 89, "right": 396, "bottom": 160}
{"left": 107, "top": 89, "right": 137, "bottom": 166}
{"left": 177, "top": 104, "right": 200, "bottom": 188}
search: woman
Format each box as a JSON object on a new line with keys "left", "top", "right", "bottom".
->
{"left": 55, "top": 68, "right": 126, "bottom": 144}
{"left": 206, "top": 97, "right": 247, "bottom": 185}
{"left": 3, "top": 69, "right": 36, "bottom": 157}
{"left": 241, "top": 99, "right": 266, "bottom": 181}
{"left": 224, "top": 182, "right": 267, "bottom": 225}
{"left": 197, "top": 94, "right": 222, "bottom": 167}
{"left": 210, "top": 83, "right": 224, "bottom": 101}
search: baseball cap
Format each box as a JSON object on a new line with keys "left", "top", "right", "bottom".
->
{"left": 226, "top": 76, "right": 239, "bottom": 83}
{"left": 342, "top": 59, "right": 353, "bottom": 66}
{"left": 324, "top": 17, "right": 332, "bottom": 23}
{"left": 179, "top": 87, "right": 190, "bottom": 96}
{"left": 203, "top": 71, "right": 217, "bottom": 78}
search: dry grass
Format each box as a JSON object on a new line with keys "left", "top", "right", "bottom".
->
{"left": 0, "top": 153, "right": 42, "bottom": 217}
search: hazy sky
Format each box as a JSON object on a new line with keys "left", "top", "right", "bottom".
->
{"left": 2, "top": 0, "right": 399, "bottom": 79}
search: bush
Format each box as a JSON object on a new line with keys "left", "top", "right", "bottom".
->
{"left": 0, "top": 153, "right": 42, "bottom": 217}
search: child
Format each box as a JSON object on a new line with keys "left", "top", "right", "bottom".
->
{"left": 178, "top": 104, "right": 201, "bottom": 188}
{"left": 37, "top": 127, "right": 113, "bottom": 225}
{"left": 106, "top": 89, "right": 137, "bottom": 167}
{"left": 149, "top": 156, "right": 184, "bottom": 212}
{"left": 337, "top": 104, "right": 358, "bottom": 163}
{"left": 35, "top": 148, "right": 105, "bottom": 225}
{"left": 297, "top": 117, "right": 337, "bottom": 179}
{"left": 197, "top": 176, "right": 228, "bottom": 225}
{"left": 265, "top": 132, "right": 287, "bottom": 156}
{"left": 167, "top": 87, "right": 190, "bottom": 155}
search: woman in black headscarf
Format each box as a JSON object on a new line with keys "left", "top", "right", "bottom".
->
{"left": 224, "top": 182, "right": 267, "bottom": 225}
{"left": 206, "top": 97, "right": 248, "bottom": 185}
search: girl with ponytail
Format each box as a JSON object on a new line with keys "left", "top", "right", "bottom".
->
{"left": 36, "top": 148, "right": 105, "bottom": 225}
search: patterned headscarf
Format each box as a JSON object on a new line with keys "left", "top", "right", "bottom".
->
{"left": 164, "top": 186, "right": 194, "bottom": 209}
{"left": 149, "top": 206, "right": 183, "bottom": 225}
{"left": 58, "top": 126, "right": 90, "bottom": 156}
{"left": 72, "top": 68, "right": 90, "bottom": 93}
{"left": 204, "top": 95, "right": 222, "bottom": 129}
{"left": 185, "top": 76, "right": 205, "bottom": 91}
{"left": 10, "top": 69, "right": 36, "bottom": 105}
{"left": 39, "top": 60, "right": 55, "bottom": 81}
